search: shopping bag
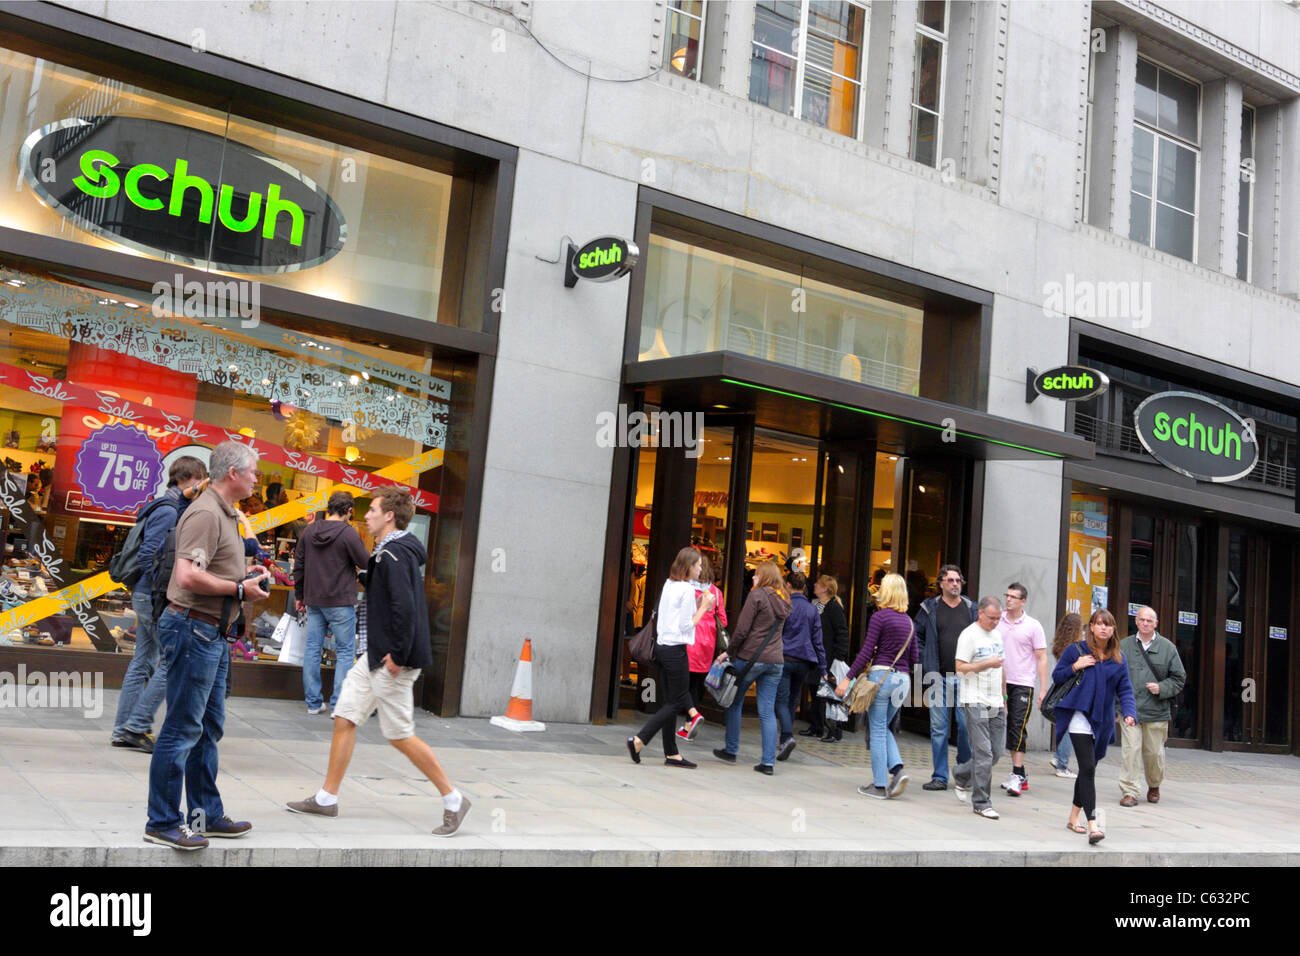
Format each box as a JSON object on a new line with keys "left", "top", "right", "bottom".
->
{"left": 275, "top": 614, "right": 308, "bottom": 666}
{"left": 704, "top": 659, "right": 738, "bottom": 708}
{"left": 819, "top": 660, "right": 850, "bottom": 723}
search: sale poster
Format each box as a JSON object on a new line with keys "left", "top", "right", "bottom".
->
{"left": 73, "top": 423, "right": 163, "bottom": 514}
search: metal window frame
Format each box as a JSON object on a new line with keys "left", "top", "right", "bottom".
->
{"left": 1131, "top": 55, "right": 1204, "bottom": 265}
{"left": 910, "top": 0, "right": 948, "bottom": 167}
{"left": 664, "top": 0, "right": 707, "bottom": 82}
{"left": 752, "top": 0, "right": 867, "bottom": 140}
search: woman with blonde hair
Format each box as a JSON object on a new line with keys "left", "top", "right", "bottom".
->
{"left": 626, "top": 547, "right": 715, "bottom": 768}
{"left": 712, "top": 561, "right": 792, "bottom": 774}
{"left": 836, "top": 573, "right": 918, "bottom": 799}
{"left": 811, "top": 574, "right": 849, "bottom": 742}
{"left": 1052, "top": 608, "right": 1137, "bottom": 844}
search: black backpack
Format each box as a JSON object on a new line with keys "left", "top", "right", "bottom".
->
{"left": 109, "top": 497, "right": 179, "bottom": 589}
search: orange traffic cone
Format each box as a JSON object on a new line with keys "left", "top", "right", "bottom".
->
{"left": 490, "top": 639, "right": 546, "bottom": 732}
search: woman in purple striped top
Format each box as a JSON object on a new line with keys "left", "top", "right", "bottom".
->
{"left": 836, "top": 573, "right": 919, "bottom": 800}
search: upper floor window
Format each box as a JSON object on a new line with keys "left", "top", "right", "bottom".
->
{"left": 749, "top": 0, "right": 866, "bottom": 138}
{"left": 1237, "top": 104, "right": 1254, "bottom": 281}
{"left": 1129, "top": 57, "right": 1200, "bottom": 262}
{"left": 910, "top": 1, "right": 947, "bottom": 167}
{"left": 664, "top": 1, "right": 706, "bottom": 80}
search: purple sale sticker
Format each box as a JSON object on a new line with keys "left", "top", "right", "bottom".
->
{"left": 74, "top": 423, "right": 164, "bottom": 514}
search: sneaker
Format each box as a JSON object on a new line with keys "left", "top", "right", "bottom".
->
{"left": 1018, "top": 774, "right": 1029, "bottom": 791}
{"left": 143, "top": 826, "right": 208, "bottom": 851}
{"left": 712, "top": 748, "right": 736, "bottom": 763}
{"left": 1048, "top": 755, "right": 1062, "bottom": 771}
{"left": 886, "top": 769, "right": 910, "bottom": 799}
{"left": 307, "top": 704, "right": 326, "bottom": 715}
{"left": 111, "top": 730, "right": 155, "bottom": 754}
{"left": 753, "top": 763, "right": 774, "bottom": 775}
{"left": 286, "top": 794, "right": 339, "bottom": 817}
{"left": 922, "top": 779, "right": 947, "bottom": 791}
{"left": 857, "top": 785, "right": 889, "bottom": 799}
{"left": 433, "top": 796, "right": 471, "bottom": 836}
{"left": 974, "top": 806, "right": 1000, "bottom": 819}
{"left": 675, "top": 727, "right": 690, "bottom": 741}
{"left": 1054, "top": 766, "right": 1077, "bottom": 779}
{"left": 776, "top": 737, "right": 797, "bottom": 762}
{"left": 201, "top": 816, "right": 252, "bottom": 838}
{"left": 1000, "top": 773, "right": 1024, "bottom": 797}
{"left": 955, "top": 784, "right": 971, "bottom": 803}
{"left": 684, "top": 713, "right": 705, "bottom": 740}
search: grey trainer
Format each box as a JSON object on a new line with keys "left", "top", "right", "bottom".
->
{"left": 433, "top": 796, "right": 471, "bottom": 836}
{"left": 286, "top": 794, "right": 338, "bottom": 817}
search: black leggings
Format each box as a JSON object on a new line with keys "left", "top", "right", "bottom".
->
{"left": 1070, "top": 732, "right": 1098, "bottom": 820}
{"left": 686, "top": 671, "right": 707, "bottom": 713}
{"left": 636, "top": 644, "right": 694, "bottom": 757}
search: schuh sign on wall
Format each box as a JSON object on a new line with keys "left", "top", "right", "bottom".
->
{"left": 1133, "top": 391, "right": 1259, "bottom": 483}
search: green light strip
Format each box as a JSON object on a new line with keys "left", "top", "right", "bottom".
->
{"left": 719, "top": 378, "right": 1064, "bottom": 458}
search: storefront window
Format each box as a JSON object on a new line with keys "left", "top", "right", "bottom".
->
{"left": 0, "top": 48, "right": 460, "bottom": 325}
{"left": 640, "top": 232, "right": 924, "bottom": 395}
{"left": 1066, "top": 491, "right": 1109, "bottom": 617}
{"left": 0, "top": 265, "right": 463, "bottom": 665}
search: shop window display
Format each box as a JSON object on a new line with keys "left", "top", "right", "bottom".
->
{"left": 0, "top": 265, "right": 456, "bottom": 662}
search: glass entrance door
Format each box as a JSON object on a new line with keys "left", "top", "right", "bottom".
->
{"left": 1124, "top": 510, "right": 1202, "bottom": 741}
{"left": 1223, "top": 528, "right": 1292, "bottom": 750}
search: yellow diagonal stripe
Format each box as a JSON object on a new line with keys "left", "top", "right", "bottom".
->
{"left": 0, "top": 449, "right": 444, "bottom": 635}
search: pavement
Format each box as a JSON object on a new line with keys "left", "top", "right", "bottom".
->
{"left": 1, "top": 689, "right": 1298, "bottom": 867}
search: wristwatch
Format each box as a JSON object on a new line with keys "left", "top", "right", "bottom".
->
{"left": 236, "top": 581, "right": 245, "bottom": 602}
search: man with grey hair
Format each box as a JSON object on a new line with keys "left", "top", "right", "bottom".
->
{"left": 144, "top": 440, "right": 270, "bottom": 851}
{"left": 1118, "top": 606, "right": 1185, "bottom": 807}
{"left": 952, "top": 596, "right": 1007, "bottom": 820}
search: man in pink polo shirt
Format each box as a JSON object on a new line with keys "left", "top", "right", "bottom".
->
{"left": 997, "top": 582, "right": 1047, "bottom": 797}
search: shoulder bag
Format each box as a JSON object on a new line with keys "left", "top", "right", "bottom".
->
{"left": 713, "top": 590, "right": 729, "bottom": 653}
{"left": 1040, "top": 640, "right": 1087, "bottom": 722}
{"left": 627, "top": 609, "right": 657, "bottom": 665}
{"left": 706, "top": 616, "right": 783, "bottom": 708}
{"left": 846, "top": 617, "right": 914, "bottom": 715}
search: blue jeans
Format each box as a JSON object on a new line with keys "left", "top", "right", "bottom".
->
{"left": 723, "top": 660, "right": 781, "bottom": 766}
{"left": 146, "top": 608, "right": 229, "bottom": 832}
{"left": 113, "top": 589, "right": 168, "bottom": 737}
{"left": 1054, "top": 727, "right": 1073, "bottom": 769}
{"left": 776, "top": 659, "right": 818, "bottom": 741}
{"left": 929, "top": 673, "right": 971, "bottom": 783}
{"left": 303, "top": 605, "right": 357, "bottom": 709}
{"left": 867, "top": 669, "right": 909, "bottom": 788}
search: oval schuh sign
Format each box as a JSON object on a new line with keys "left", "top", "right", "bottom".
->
{"left": 571, "top": 237, "right": 638, "bottom": 282}
{"left": 1133, "top": 391, "right": 1260, "bottom": 483}
{"left": 20, "top": 117, "right": 347, "bottom": 273}
{"left": 1033, "top": 365, "right": 1109, "bottom": 401}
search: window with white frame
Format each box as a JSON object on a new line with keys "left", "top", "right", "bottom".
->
{"left": 749, "top": 0, "right": 866, "bottom": 138}
{"left": 664, "top": 1, "right": 706, "bottom": 80}
{"left": 1128, "top": 58, "right": 1199, "bottom": 262}
{"left": 910, "top": 0, "right": 947, "bottom": 167}
{"left": 1237, "top": 104, "right": 1254, "bottom": 281}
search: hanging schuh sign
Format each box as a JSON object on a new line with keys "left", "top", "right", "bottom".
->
{"left": 1026, "top": 365, "right": 1110, "bottom": 403}
{"left": 565, "top": 237, "right": 639, "bottom": 287}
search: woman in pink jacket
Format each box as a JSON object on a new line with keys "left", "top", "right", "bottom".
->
{"left": 678, "top": 556, "right": 727, "bottom": 741}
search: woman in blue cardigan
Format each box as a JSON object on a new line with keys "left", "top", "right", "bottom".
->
{"left": 1053, "top": 608, "right": 1137, "bottom": 845}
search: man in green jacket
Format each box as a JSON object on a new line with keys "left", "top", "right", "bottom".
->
{"left": 1118, "top": 607, "right": 1186, "bottom": 807}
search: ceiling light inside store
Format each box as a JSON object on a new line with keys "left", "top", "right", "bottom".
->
{"left": 5, "top": 279, "right": 25, "bottom": 287}
{"left": 712, "top": 404, "right": 729, "bottom": 409}
{"left": 123, "top": 302, "right": 139, "bottom": 309}
{"left": 349, "top": 375, "right": 360, "bottom": 386}
{"left": 345, "top": 446, "right": 360, "bottom": 462}
{"left": 262, "top": 379, "right": 271, "bottom": 386}
{"left": 888, "top": 455, "right": 898, "bottom": 461}
{"left": 918, "top": 485, "right": 926, "bottom": 493}
{"left": 361, "top": 372, "right": 370, "bottom": 380}
{"left": 229, "top": 364, "right": 238, "bottom": 372}
{"left": 837, "top": 464, "right": 844, "bottom": 474}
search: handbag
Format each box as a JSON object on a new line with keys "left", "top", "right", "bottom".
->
{"left": 706, "top": 617, "right": 783, "bottom": 708}
{"left": 713, "top": 595, "right": 729, "bottom": 654}
{"left": 846, "top": 619, "right": 914, "bottom": 714}
{"left": 627, "top": 610, "right": 657, "bottom": 665}
{"left": 274, "top": 613, "right": 308, "bottom": 667}
{"left": 1040, "top": 641, "right": 1087, "bottom": 721}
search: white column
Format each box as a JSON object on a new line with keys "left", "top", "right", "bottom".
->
{"left": 1197, "top": 79, "right": 1243, "bottom": 275}
{"left": 713, "top": 0, "right": 757, "bottom": 100}
{"left": 862, "top": 0, "right": 918, "bottom": 155}
{"left": 1086, "top": 25, "right": 1137, "bottom": 235}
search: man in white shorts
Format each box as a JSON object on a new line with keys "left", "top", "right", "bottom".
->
{"left": 286, "top": 487, "right": 470, "bottom": 835}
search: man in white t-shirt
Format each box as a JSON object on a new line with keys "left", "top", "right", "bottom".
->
{"left": 953, "top": 596, "right": 1006, "bottom": 819}
{"left": 996, "top": 582, "right": 1047, "bottom": 797}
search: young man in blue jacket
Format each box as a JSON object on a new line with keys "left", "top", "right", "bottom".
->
{"left": 286, "top": 486, "right": 470, "bottom": 836}
{"left": 916, "top": 565, "right": 978, "bottom": 790}
{"left": 110, "top": 456, "right": 207, "bottom": 753}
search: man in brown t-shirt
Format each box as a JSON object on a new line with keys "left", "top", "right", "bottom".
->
{"left": 145, "top": 440, "right": 270, "bottom": 851}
